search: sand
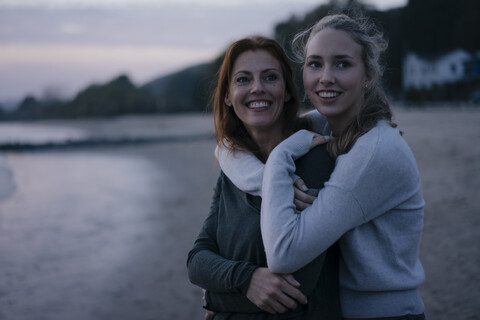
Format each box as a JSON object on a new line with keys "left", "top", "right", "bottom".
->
{"left": 0, "top": 107, "right": 478, "bottom": 319}
{"left": 392, "top": 107, "right": 480, "bottom": 319}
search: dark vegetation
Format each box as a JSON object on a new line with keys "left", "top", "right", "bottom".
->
{"left": 2, "top": 0, "right": 479, "bottom": 121}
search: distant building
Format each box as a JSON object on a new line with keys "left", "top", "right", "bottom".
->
{"left": 402, "top": 49, "right": 473, "bottom": 91}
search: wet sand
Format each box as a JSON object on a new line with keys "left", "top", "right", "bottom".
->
{"left": 0, "top": 108, "right": 479, "bottom": 319}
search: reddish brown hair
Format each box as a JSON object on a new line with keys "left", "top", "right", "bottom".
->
{"left": 213, "top": 36, "right": 305, "bottom": 162}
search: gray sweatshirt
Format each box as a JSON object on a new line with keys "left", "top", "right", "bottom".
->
{"left": 218, "top": 119, "right": 426, "bottom": 318}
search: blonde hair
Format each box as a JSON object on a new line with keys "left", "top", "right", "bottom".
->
{"left": 293, "top": 13, "right": 398, "bottom": 157}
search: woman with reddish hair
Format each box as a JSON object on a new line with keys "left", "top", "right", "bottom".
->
{"left": 187, "top": 36, "right": 341, "bottom": 319}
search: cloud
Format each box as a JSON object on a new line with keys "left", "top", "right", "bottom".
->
{"left": 59, "top": 23, "right": 85, "bottom": 35}
{"left": 0, "top": 0, "right": 322, "bottom": 9}
{"left": 0, "top": 43, "right": 218, "bottom": 100}
{"left": 0, "top": 0, "right": 407, "bottom": 10}
{"left": 0, "top": 0, "right": 408, "bottom": 101}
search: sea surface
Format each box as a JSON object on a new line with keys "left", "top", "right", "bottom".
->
{"left": 0, "top": 115, "right": 217, "bottom": 320}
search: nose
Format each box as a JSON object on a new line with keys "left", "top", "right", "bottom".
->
{"left": 250, "top": 77, "right": 265, "bottom": 93}
{"left": 320, "top": 66, "right": 335, "bottom": 85}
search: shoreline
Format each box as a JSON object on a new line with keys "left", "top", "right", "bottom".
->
{"left": 0, "top": 109, "right": 478, "bottom": 319}
{"left": 0, "top": 133, "right": 214, "bottom": 152}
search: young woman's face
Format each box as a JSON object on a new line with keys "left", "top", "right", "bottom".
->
{"left": 225, "top": 50, "right": 290, "bottom": 134}
{"left": 303, "top": 28, "right": 368, "bottom": 126}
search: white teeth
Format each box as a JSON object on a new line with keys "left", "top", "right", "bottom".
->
{"left": 318, "top": 91, "right": 339, "bottom": 98}
{"left": 248, "top": 101, "right": 270, "bottom": 108}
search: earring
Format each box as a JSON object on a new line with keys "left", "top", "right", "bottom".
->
{"left": 364, "top": 83, "right": 368, "bottom": 89}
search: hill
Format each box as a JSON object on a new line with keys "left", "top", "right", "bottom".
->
{"left": 2, "top": 0, "right": 479, "bottom": 120}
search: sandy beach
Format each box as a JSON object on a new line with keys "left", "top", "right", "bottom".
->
{"left": 0, "top": 107, "right": 479, "bottom": 319}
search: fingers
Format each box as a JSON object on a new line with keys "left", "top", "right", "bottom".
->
{"left": 256, "top": 286, "right": 298, "bottom": 314}
{"left": 311, "top": 133, "right": 331, "bottom": 149}
{"left": 294, "top": 184, "right": 316, "bottom": 211}
{"left": 259, "top": 297, "right": 290, "bottom": 314}
{"left": 294, "top": 198, "right": 310, "bottom": 211}
{"left": 202, "top": 289, "right": 207, "bottom": 307}
{"left": 281, "top": 274, "right": 301, "bottom": 288}
{"left": 294, "top": 178, "right": 308, "bottom": 192}
{"left": 246, "top": 268, "right": 307, "bottom": 315}
{"left": 279, "top": 275, "right": 308, "bottom": 306}
{"left": 204, "top": 310, "right": 215, "bottom": 320}
{"left": 202, "top": 289, "right": 216, "bottom": 320}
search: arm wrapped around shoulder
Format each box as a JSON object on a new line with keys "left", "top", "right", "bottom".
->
{"left": 290, "top": 143, "right": 336, "bottom": 295}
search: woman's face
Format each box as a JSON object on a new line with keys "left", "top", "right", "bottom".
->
{"left": 303, "top": 28, "right": 368, "bottom": 127}
{"left": 225, "top": 49, "right": 290, "bottom": 135}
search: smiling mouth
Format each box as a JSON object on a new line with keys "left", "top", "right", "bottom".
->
{"left": 317, "top": 91, "right": 340, "bottom": 99}
{"left": 247, "top": 101, "right": 271, "bottom": 109}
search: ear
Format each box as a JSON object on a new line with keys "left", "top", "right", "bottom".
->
{"left": 284, "top": 90, "right": 291, "bottom": 103}
{"left": 224, "top": 93, "right": 232, "bottom": 107}
{"left": 364, "top": 73, "right": 372, "bottom": 89}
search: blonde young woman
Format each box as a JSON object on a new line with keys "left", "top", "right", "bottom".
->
{"left": 217, "top": 14, "right": 427, "bottom": 320}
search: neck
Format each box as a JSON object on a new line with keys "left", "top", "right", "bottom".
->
{"left": 248, "top": 127, "right": 285, "bottom": 161}
{"left": 327, "top": 102, "right": 362, "bottom": 137}
{"left": 328, "top": 117, "right": 351, "bottom": 137}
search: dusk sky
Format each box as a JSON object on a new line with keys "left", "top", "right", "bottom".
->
{"left": 0, "top": 0, "right": 407, "bottom": 106}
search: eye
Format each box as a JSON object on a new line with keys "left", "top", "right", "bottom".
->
{"left": 336, "top": 61, "right": 350, "bottom": 68}
{"left": 306, "top": 60, "right": 322, "bottom": 69}
{"left": 235, "top": 76, "right": 250, "bottom": 84}
{"left": 264, "top": 73, "right": 278, "bottom": 81}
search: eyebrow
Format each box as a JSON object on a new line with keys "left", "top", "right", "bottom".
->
{"left": 233, "top": 68, "right": 281, "bottom": 76}
{"left": 307, "top": 54, "right": 355, "bottom": 60}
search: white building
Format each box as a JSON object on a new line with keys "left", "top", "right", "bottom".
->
{"left": 403, "top": 49, "right": 472, "bottom": 90}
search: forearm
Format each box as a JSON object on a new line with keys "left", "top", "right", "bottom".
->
{"left": 188, "top": 176, "right": 258, "bottom": 293}
{"left": 203, "top": 252, "right": 328, "bottom": 314}
{"left": 187, "top": 248, "right": 257, "bottom": 293}
{"left": 261, "top": 130, "right": 356, "bottom": 273}
{"left": 205, "top": 291, "right": 262, "bottom": 313}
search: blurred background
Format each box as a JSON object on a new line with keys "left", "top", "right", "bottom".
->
{"left": 0, "top": 0, "right": 479, "bottom": 319}
{"left": 1, "top": 0, "right": 479, "bottom": 119}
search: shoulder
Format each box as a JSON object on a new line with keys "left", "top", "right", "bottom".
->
{"left": 361, "top": 121, "right": 419, "bottom": 177}
{"left": 351, "top": 121, "right": 405, "bottom": 158}
{"left": 363, "top": 121, "right": 414, "bottom": 164}
{"left": 333, "top": 121, "right": 416, "bottom": 187}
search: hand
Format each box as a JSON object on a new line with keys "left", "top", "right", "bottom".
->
{"left": 246, "top": 268, "right": 307, "bottom": 314}
{"left": 204, "top": 310, "right": 215, "bottom": 320}
{"left": 294, "top": 178, "right": 316, "bottom": 211}
{"left": 310, "top": 132, "right": 331, "bottom": 149}
{"left": 202, "top": 289, "right": 215, "bottom": 320}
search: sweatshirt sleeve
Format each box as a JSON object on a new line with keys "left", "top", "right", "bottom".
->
{"left": 261, "top": 125, "right": 423, "bottom": 274}
{"left": 187, "top": 176, "right": 258, "bottom": 294}
{"left": 215, "top": 144, "right": 264, "bottom": 197}
{"left": 261, "top": 130, "right": 346, "bottom": 273}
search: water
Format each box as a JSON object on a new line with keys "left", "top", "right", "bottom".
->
{"left": 0, "top": 159, "right": 15, "bottom": 201}
{"left": 0, "top": 123, "right": 87, "bottom": 145}
{"left": 0, "top": 116, "right": 218, "bottom": 319}
{"left": 0, "top": 151, "right": 170, "bottom": 319}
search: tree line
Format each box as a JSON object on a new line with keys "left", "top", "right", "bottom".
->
{"left": 2, "top": 0, "right": 478, "bottom": 121}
